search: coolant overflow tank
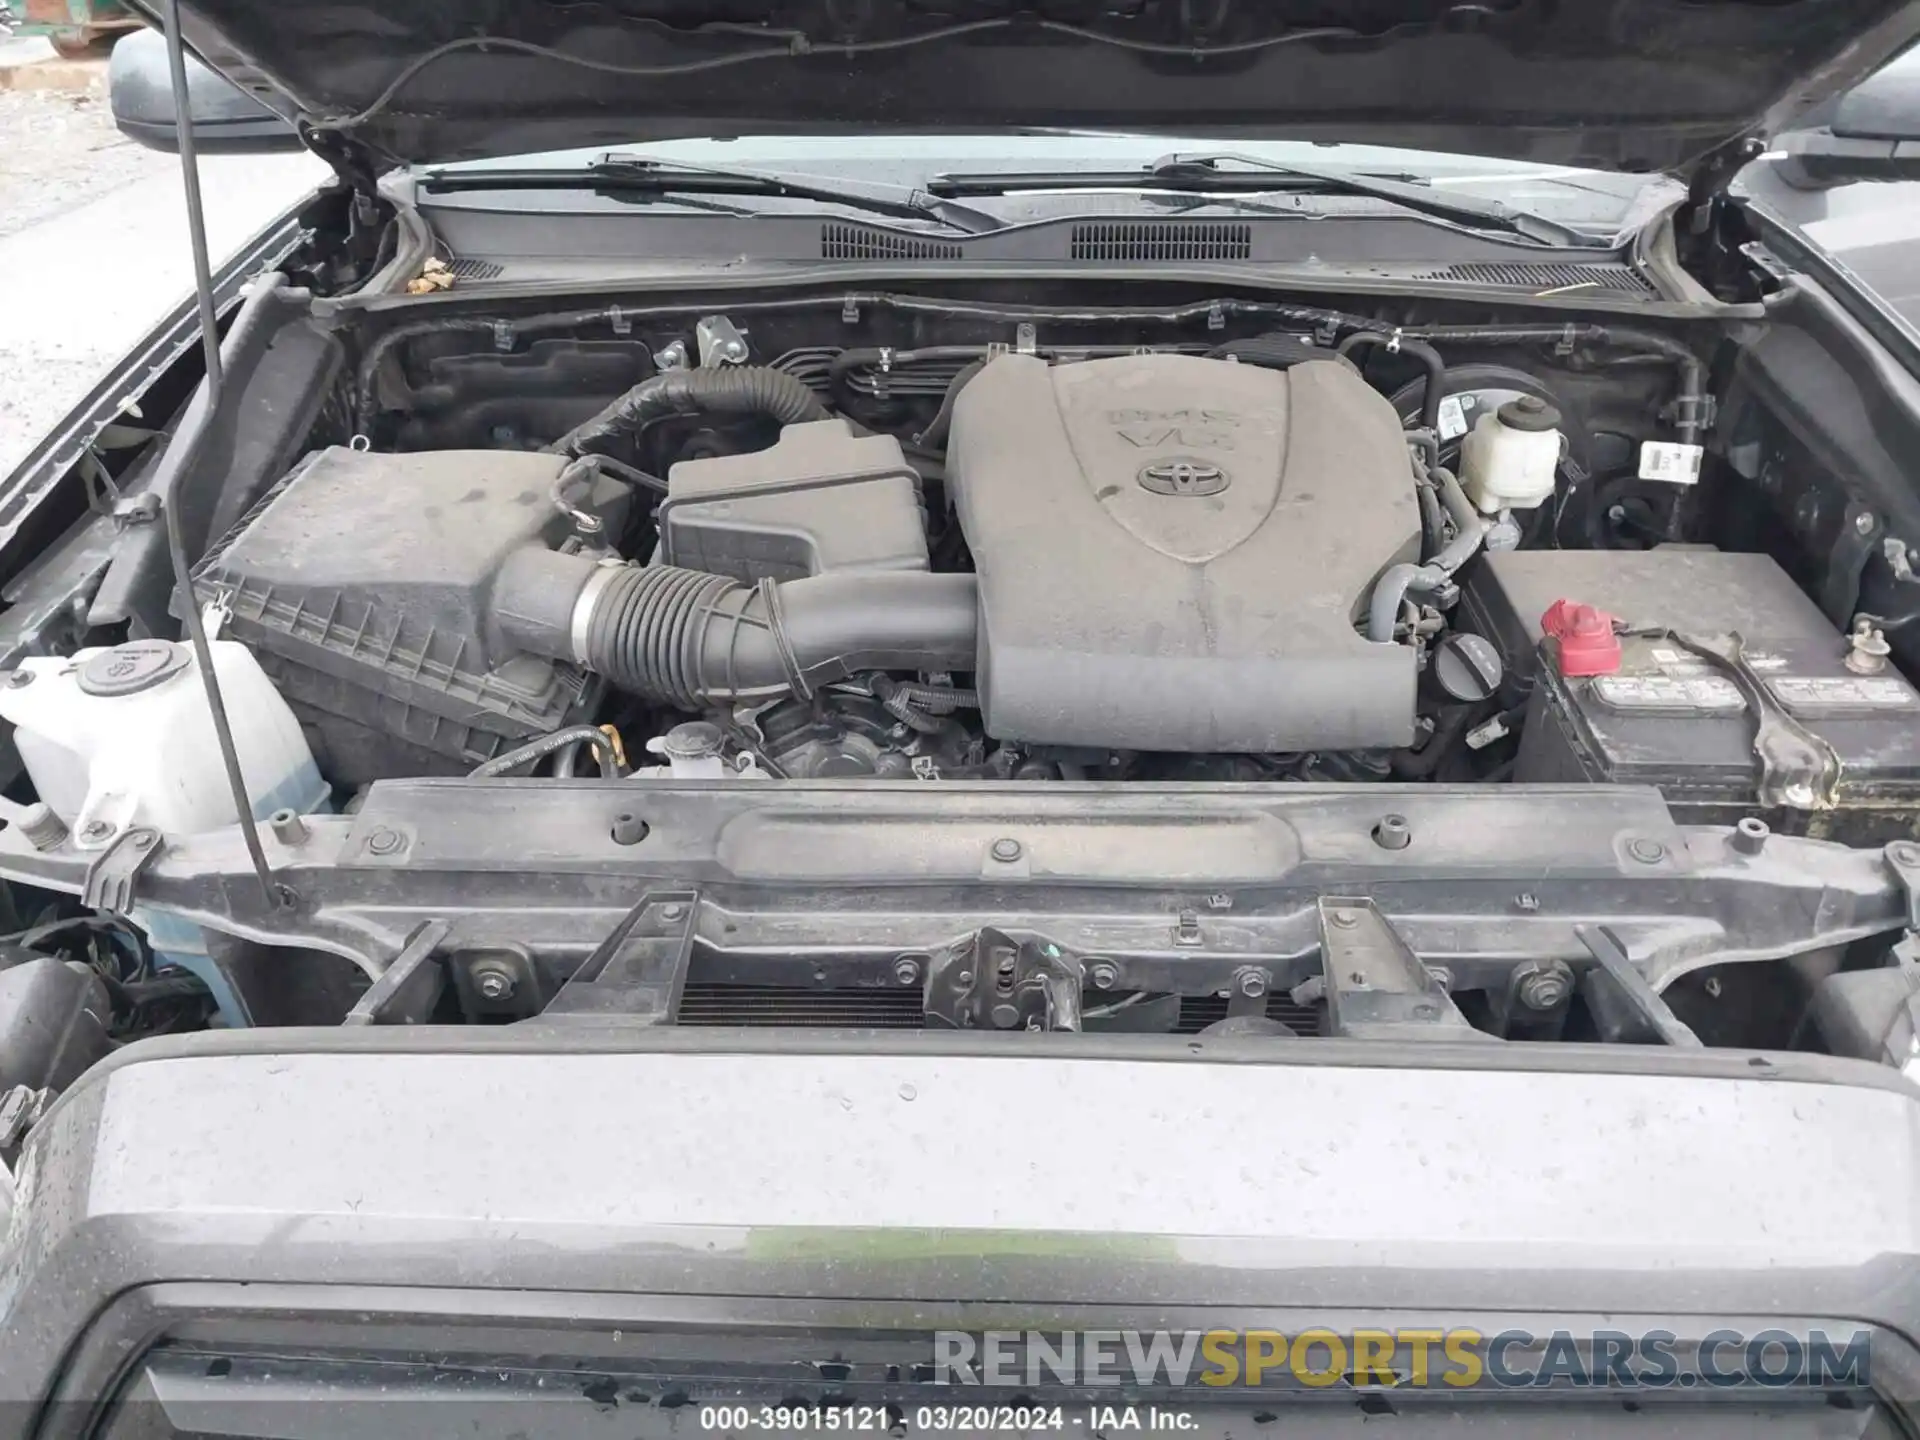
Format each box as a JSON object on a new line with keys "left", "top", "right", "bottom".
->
{"left": 0, "top": 639, "right": 326, "bottom": 847}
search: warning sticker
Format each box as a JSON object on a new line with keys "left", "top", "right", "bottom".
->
{"left": 1593, "top": 674, "right": 1745, "bottom": 712}
{"left": 1437, "top": 394, "right": 1470, "bottom": 441}
{"left": 1769, "top": 676, "right": 1919, "bottom": 713}
{"left": 1638, "top": 441, "right": 1704, "bottom": 485}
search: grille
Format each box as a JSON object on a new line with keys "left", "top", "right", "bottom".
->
{"left": 1069, "top": 221, "right": 1252, "bottom": 261}
{"left": 1416, "top": 260, "right": 1656, "bottom": 297}
{"left": 820, "top": 223, "right": 963, "bottom": 261}
{"left": 676, "top": 984, "right": 1319, "bottom": 1033}
{"left": 679, "top": 984, "right": 926, "bottom": 1028}
{"left": 446, "top": 256, "right": 504, "bottom": 280}
{"left": 1174, "top": 994, "right": 1320, "bottom": 1035}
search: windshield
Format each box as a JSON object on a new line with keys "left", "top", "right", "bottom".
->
{"left": 424, "top": 134, "right": 1658, "bottom": 239}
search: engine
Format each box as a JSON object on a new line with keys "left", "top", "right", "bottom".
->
{"left": 190, "top": 348, "right": 1433, "bottom": 784}
{"left": 948, "top": 352, "right": 1421, "bottom": 752}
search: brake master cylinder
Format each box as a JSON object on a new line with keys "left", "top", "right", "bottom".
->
{"left": 1461, "top": 395, "right": 1564, "bottom": 512}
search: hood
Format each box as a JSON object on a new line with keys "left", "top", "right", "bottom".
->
{"left": 149, "top": 0, "right": 1920, "bottom": 183}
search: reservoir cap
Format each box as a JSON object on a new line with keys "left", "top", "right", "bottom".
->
{"left": 77, "top": 641, "right": 190, "bottom": 697}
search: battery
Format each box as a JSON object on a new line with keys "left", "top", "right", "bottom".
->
{"left": 1460, "top": 548, "right": 1920, "bottom": 841}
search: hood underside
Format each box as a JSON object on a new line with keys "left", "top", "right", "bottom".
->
{"left": 145, "top": 0, "right": 1920, "bottom": 180}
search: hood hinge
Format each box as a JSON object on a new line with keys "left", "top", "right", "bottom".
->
{"left": 1680, "top": 134, "right": 1767, "bottom": 235}
{"left": 299, "top": 122, "right": 385, "bottom": 205}
{"left": 292, "top": 122, "right": 395, "bottom": 287}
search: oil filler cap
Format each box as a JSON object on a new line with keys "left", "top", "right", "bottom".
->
{"left": 76, "top": 641, "right": 190, "bottom": 697}
{"left": 1541, "top": 599, "right": 1622, "bottom": 677}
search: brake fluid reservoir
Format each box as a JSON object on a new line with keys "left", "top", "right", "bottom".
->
{"left": 1460, "top": 395, "right": 1563, "bottom": 512}
{"left": 0, "top": 639, "right": 326, "bottom": 843}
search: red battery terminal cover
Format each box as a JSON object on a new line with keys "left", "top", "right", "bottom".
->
{"left": 1541, "top": 599, "right": 1623, "bottom": 676}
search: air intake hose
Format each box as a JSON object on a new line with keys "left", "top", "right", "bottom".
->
{"left": 494, "top": 549, "right": 978, "bottom": 707}
{"left": 549, "top": 366, "right": 828, "bottom": 458}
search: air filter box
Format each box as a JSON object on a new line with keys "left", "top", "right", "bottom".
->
{"left": 660, "top": 419, "right": 928, "bottom": 583}
{"left": 192, "top": 446, "right": 627, "bottom": 783}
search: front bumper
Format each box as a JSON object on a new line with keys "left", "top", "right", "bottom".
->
{"left": 5, "top": 1030, "right": 1920, "bottom": 1430}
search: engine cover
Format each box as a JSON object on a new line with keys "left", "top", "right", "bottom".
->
{"left": 947, "top": 352, "right": 1421, "bottom": 751}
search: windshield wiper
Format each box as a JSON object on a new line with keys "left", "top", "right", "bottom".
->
{"left": 421, "top": 155, "right": 1004, "bottom": 235}
{"left": 927, "top": 150, "right": 1583, "bottom": 246}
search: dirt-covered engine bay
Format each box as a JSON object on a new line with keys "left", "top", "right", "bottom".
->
{"left": 4, "top": 276, "right": 1920, "bottom": 1053}
{"left": 195, "top": 287, "right": 1825, "bottom": 798}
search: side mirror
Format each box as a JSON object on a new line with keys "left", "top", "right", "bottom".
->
{"left": 108, "top": 27, "right": 303, "bottom": 154}
{"left": 1772, "top": 51, "right": 1920, "bottom": 190}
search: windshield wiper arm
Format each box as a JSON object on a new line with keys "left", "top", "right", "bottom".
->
{"left": 419, "top": 155, "right": 1005, "bottom": 235}
{"left": 1148, "top": 151, "right": 1582, "bottom": 246}
{"left": 926, "top": 151, "right": 1583, "bottom": 246}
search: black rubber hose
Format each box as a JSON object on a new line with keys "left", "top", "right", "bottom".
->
{"left": 548, "top": 365, "right": 828, "bottom": 458}
{"left": 915, "top": 358, "right": 988, "bottom": 450}
{"left": 494, "top": 549, "right": 978, "bottom": 709}
{"left": 584, "top": 567, "right": 977, "bottom": 706}
{"left": 1337, "top": 332, "right": 1448, "bottom": 433}
{"left": 470, "top": 725, "right": 620, "bottom": 779}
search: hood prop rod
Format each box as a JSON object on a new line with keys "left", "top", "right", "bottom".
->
{"left": 159, "top": 0, "right": 282, "bottom": 911}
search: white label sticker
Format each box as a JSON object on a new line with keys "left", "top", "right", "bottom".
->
{"left": 1650, "top": 647, "right": 1680, "bottom": 664}
{"left": 1437, "top": 394, "right": 1469, "bottom": 441}
{"left": 1639, "top": 440, "right": 1704, "bottom": 484}
{"left": 1592, "top": 674, "right": 1745, "bottom": 712}
{"left": 1769, "top": 676, "right": 1920, "bottom": 711}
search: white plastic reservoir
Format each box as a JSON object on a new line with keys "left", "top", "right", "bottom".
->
{"left": 1460, "top": 394, "right": 1564, "bottom": 514}
{"left": 0, "top": 638, "right": 326, "bottom": 846}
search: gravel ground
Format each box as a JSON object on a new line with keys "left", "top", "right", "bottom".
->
{"left": 0, "top": 73, "right": 325, "bottom": 477}
{"left": 0, "top": 85, "right": 171, "bottom": 242}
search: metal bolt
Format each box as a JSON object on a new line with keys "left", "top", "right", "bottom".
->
{"left": 955, "top": 970, "right": 974, "bottom": 988}
{"left": 990, "top": 837, "right": 1023, "bottom": 862}
{"left": 1088, "top": 960, "right": 1118, "bottom": 990}
{"left": 1514, "top": 892, "right": 1540, "bottom": 913}
{"left": 1235, "top": 968, "right": 1269, "bottom": 999}
{"left": 1515, "top": 960, "right": 1573, "bottom": 1011}
{"left": 1627, "top": 837, "right": 1667, "bottom": 865}
{"left": 990, "top": 1002, "right": 1020, "bottom": 1029}
{"left": 80, "top": 819, "right": 113, "bottom": 842}
{"left": 4, "top": 670, "right": 31, "bottom": 688}
{"left": 893, "top": 955, "right": 923, "bottom": 986}
{"left": 269, "top": 808, "right": 308, "bottom": 845}
{"left": 1412, "top": 1003, "right": 1438, "bottom": 1020}
{"left": 1372, "top": 814, "right": 1412, "bottom": 850}
{"left": 1892, "top": 841, "right": 1920, "bottom": 869}
{"left": 474, "top": 967, "right": 515, "bottom": 1001}
{"left": 1847, "top": 618, "right": 1892, "bottom": 675}
{"left": 1856, "top": 510, "right": 1878, "bottom": 535}
{"left": 366, "top": 826, "right": 404, "bottom": 855}
{"left": 16, "top": 803, "right": 66, "bottom": 851}
{"left": 1425, "top": 964, "right": 1454, "bottom": 990}
{"left": 658, "top": 902, "right": 687, "bottom": 921}
{"left": 1328, "top": 910, "right": 1359, "bottom": 928}
{"left": 1731, "top": 816, "right": 1770, "bottom": 855}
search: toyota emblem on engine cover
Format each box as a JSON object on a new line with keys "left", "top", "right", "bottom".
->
{"left": 1137, "top": 457, "right": 1230, "bottom": 496}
